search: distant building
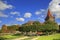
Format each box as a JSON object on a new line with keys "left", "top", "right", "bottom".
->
{"left": 1, "top": 24, "right": 20, "bottom": 33}
{"left": 45, "top": 9, "right": 55, "bottom": 22}
{"left": 1, "top": 25, "right": 8, "bottom": 33}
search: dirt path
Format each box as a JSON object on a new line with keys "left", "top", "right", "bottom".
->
{"left": 12, "top": 36, "right": 29, "bottom": 40}
{"left": 12, "top": 36, "right": 39, "bottom": 40}
{"left": 31, "top": 36, "right": 39, "bottom": 40}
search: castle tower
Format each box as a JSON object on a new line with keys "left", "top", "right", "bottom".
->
{"left": 45, "top": 9, "right": 55, "bottom": 21}
{"left": 2, "top": 25, "right": 8, "bottom": 33}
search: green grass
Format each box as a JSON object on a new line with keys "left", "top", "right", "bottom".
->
{"left": 0, "top": 33, "right": 60, "bottom": 40}
{"left": 22, "top": 37, "right": 33, "bottom": 40}
{"left": 22, "top": 33, "right": 60, "bottom": 40}
{"left": 37, "top": 33, "right": 60, "bottom": 40}
{"left": 22, "top": 36, "right": 37, "bottom": 40}
{"left": 0, "top": 33, "right": 24, "bottom": 40}
{"left": 1, "top": 35, "right": 18, "bottom": 39}
{"left": 0, "top": 35, "right": 20, "bottom": 40}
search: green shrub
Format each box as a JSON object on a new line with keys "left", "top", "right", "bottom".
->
{"left": 0, "top": 37, "right": 5, "bottom": 40}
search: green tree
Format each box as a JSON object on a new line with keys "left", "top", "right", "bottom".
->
{"left": 44, "top": 21, "right": 59, "bottom": 34}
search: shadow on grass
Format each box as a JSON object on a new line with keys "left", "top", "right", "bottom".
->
{"left": 12, "top": 33, "right": 23, "bottom": 36}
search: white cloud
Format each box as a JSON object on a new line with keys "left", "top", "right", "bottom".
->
{"left": 35, "top": 11, "right": 41, "bottom": 15}
{"left": 35, "top": 9, "right": 45, "bottom": 15}
{"left": 49, "top": 0, "right": 60, "bottom": 18}
{"left": 24, "top": 12, "right": 32, "bottom": 18}
{"left": 0, "top": 20, "right": 2, "bottom": 23}
{"left": 58, "top": 23, "right": 60, "bottom": 25}
{"left": 10, "top": 11, "right": 20, "bottom": 16}
{"left": 0, "top": 1, "right": 13, "bottom": 10}
{"left": 16, "top": 18, "right": 25, "bottom": 22}
{"left": 40, "top": 9, "right": 45, "bottom": 12}
{"left": 0, "top": 12, "right": 8, "bottom": 17}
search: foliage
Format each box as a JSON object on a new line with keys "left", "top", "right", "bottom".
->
{"left": 19, "top": 21, "right": 59, "bottom": 34}
{"left": 0, "top": 37, "right": 5, "bottom": 40}
{"left": 0, "top": 30, "right": 2, "bottom": 33}
{"left": 44, "top": 21, "right": 59, "bottom": 31}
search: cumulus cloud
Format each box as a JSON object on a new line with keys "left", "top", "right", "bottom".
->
{"left": 16, "top": 18, "right": 25, "bottom": 22}
{"left": 40, "top": 9, "right": 45, "bottom": 12}
{"left": 35, "top": 11, "right": 41, "bottom": 15}
{"left": 24, "top": 12, "right": 32, "bottom": 18}
{"left": 49, "top": 0, "right": 60, "bottom": 18}
{"left": 58, "top": 23, "right": 60, "bottom": 25}
{"left": 0, "top": 12, "right": 8, "bottom": 17}
{"left": 10, "top": 11, "right": 20, "bottom": 16}
{"left": 0, "top": 1, "right": 13, "bottom": 18}
{"left": 0, "top": 1, "right": 13, "bottom": 10}
{"left": 35, "top": 9, "right": 45, "bottom": 15}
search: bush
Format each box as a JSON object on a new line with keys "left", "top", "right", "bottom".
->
{"left": 0, "top": 37, "right": 5, "bottom": 40}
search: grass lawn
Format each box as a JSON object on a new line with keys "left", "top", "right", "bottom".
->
{"left": 22, "top": 33, "right": 60, "bottom": 40}
{"left": 0, "top": 35, "right": 20, "bottom": 40}
{"left": 0, "top": 33, "right": 60, "bottom": 40}
{"left": 37, "top": 33, "right": 60, "bottom": 40}
{"left": 22, "top": 36, "right": 37, "bottom": 40}
{"left": 22, "top": 37, "right": 33, "bottom": 40}
{"left": 0, "top": 33, "right": 24, "bottom": 40}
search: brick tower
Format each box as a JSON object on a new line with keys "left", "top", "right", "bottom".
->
{"left": 2, "top": 25, "right": 8, "bottom": 33}
{"left": 45, "top": 9, "right": 55, "bottom": 21}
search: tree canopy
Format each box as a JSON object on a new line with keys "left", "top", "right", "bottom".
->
{"left": 19, "top": 21, "right": 59, "bottom": 33}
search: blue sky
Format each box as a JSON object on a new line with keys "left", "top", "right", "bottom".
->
{"left": 0, "top": 0, "right": 60, "bottom": 27}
